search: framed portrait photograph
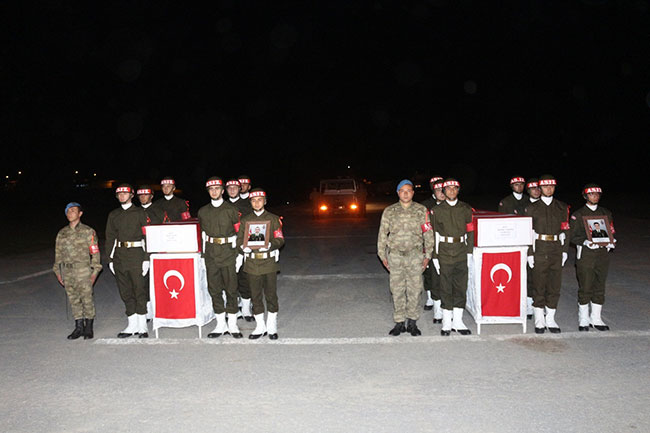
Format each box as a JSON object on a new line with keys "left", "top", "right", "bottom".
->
{"left": 582, "top": 215, "right": 614, "bottom": 244}
{"left": 243, "top": 220, "right": 271, "bottom": 250}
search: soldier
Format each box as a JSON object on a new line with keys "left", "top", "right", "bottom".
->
{"left": 153, "top": 176, "right": 191, "bottom": 222}
{"left": 570, "top": 183, "right": 615, "bottom": 331}
{"left": 53, "top": 202, "right": 102, "bottom": 340}
{"left": 524, "top": 178, "right": 541, "bottom": 319}
{"left": 498, "top": 176, "right": 528, "bottom": 215}
{"left": 524, "top": 174, "right": 570, "bottom": 334}
{"left": 106, "top": 184, "right": 150, "bottom": 338}
{"left": 431, "top": 178, "right": 475, "bottom": 336}
{"left": 237, "top": 188, "right": 285, "bottom": 339}
{"left": 420, "top": 176, "right": 444, "bottom": 321}
{"left": 198, "top": 177, "right": 243, "bottom": 338}
{"left": 226, "top": 178, "right": 254, "bottom": 321}
{"left": 137, "top": 185, "right": 164, "bottom": 225}
{"left": 378, "top": 179, "right": 434, "bottom": 336}
{"left": 238, "top": 175, "right": 252, "bottom": 200}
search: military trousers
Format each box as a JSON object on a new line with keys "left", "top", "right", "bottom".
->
{"left": 526, "top": 264, "right": 534, "bottom": 298}
{"left": 532, "top": 241, "right": 563, "bottom": 309}
{"left": 387, "top": 251, "right": 423, "bottom": 322}
{"left": 576, "top": 248, "right": 609, "bottom": 305}
{"left": 439, "top": 258, "right": 468, "bottom": 310}
{"left": 237, "top": 270, "right": 251, "bottom": 299}
{"left": 423, "top": 264, "right": 441, "bottom": 301}
{"left": 205, "top": 260, "right": 238, "bottom": 314}
{"left": 248, "top": 272, "right": 278, "bottom": 315}
{"left": 63, "top": 267, "right": 95, "bottom": 319}
{"left": 115, "top": 265, "right": 147, "bottom": 316}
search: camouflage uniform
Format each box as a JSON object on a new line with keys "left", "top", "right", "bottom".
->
{"left": 377, "top": 202, "right": 434, "bottom": 323}
{"left": 53, "top": 223, "right": 102, "bottom": 319}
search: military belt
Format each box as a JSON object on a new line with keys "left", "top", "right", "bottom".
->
{"left": 245, "top": 252, "right": 270, "bottom": 259}
{"left": 536, "top": 234, "right": 558, "bottom": 242}
{"left": 207, "top": 235, "right": 237, "bottom": 245}
{"left": 438, "top": 235, "right": 466, "bottom": 243}
{"left": 117, "top": 241, "right": 144, "bottom": 248}
{"left": 392, "top": 249, "right": 419, "bottom": 256}
{"left": 62, "top": 263, "right": 86, "bottom": 268}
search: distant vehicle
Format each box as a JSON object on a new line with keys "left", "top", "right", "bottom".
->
{"left": 313, "top": 178, "right": 367, "bottom": 218}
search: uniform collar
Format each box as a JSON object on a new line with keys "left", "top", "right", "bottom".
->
{"left": 142, "top": 203, "right": 152, "bottom": 209}
{"left": 229, "top": 197, "right": 240, "bottom": 203}
{"left": 164, "top": 194, "right": 174, "bottom": 200}
{"left": 586, "top": 203, "right": 598, "bottom": 211}
{"left": 211, "top": 198, "right": 224, "bottom": 207}
{"left": 541, "top": 196, "right": 553, "bottom": 205}
{"left": 121, "top": 202, "right": 133, "bottom": 210}
{"left": 254, "top": 209, "right": 265, "bottom": 217}
{"left": 240, "top": 192, "right": 250, "bottom": 199}
{"left": 513, "top": 192, "right": 523, "bottom": 200}
{"left": 446, "top": 199, "right": 458, "bottom": 206}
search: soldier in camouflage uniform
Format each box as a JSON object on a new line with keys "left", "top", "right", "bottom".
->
{"left": 570, "top": 183, "right": 615, "bottom": 332}
{"left": 524, "top": 174, "right": 570, "bottom": 334}
{"left": 105, "top": 184, "right": 150, "bottom": 338}
{"left": 524, "top": 178, "right": 541, "bottom": 319}
{"left": 420, "top": 176, "right": 445, "bottom": 322}
{"left": 198, "top": 177, "right": 243, "bottom": 338}
{"left": 378, "top": 179, "right": 434, "bottom": 336}
{"left": 237, "top": 188, "right": 285, "bottom": 339}
{"left": 498, "top": 176, "right": 528, "bottom": 215}
{"left": 153, "top": 176, "right": 191, "bottom": 222}
{"left": 226, "top": 179, "right": 254, "bottom": 321}
{"left": 431, "top": 178, "right": 475, "bottom": 336}
{"left": 53, "top": 202, "right": 102, "bottom": 340}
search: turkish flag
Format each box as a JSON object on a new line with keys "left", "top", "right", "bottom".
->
{"left": 152, "top": 257, "right": 196, "bottom": 319}
{"left": 480, "top": 251, "right": 521, "bottom": 317}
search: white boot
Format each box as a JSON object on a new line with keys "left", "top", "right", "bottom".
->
{"left": 533, "top": 307, "right": 546, "bottom": 333}
{"left": 545, "top": 307, "right": 561, "bottom": 333}
{"left": 249, "top": 313, "right": 267, "bottom": 339}
{"left": 208, "top": 313, "right": 228, "bottom": 338}
{"left": 452, "top": 307, "right": 471, "bottom": 335}
{"left": 441, "top": 309, "right": 453, "bottom": 336}
{"left": 578, "top": 303, "right": 590, "bottom": 331}
{"left": 241, "top": 298, "right": 253, "bottom": 321}
{"left": 424, "top": 291, "right": 434, "bottom": 309}
{"left": 590, "top": 303, "right": 610, "bottom": 331}
{"left": 137, "top": 314, "right": 149, "bottom": 338}
{"left": 267, "top": 312, "right": 278, "bottom": 339}
{"left": 526, "top": 297, "right": 534, "bottom": 318}
{"left": 227, "top": 313, "right": 243, "bottom": 338}
{"left": 432, "top": 300, "right": 443, "bottom": 323}
{"left": 118, "top": 314, "right": 138, "bottom": 338}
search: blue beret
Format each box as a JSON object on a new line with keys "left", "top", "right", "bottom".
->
{"left": 396, "top": 179, "right": 413, "bottom": 193}
{"left": 65, "top": 202, "right": 82, "bottom": 216}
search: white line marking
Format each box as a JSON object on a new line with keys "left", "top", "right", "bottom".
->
{"left": 0, "top": 269, "right": 52, "bottom": 285}
{"left": 94, "top": 330, "right": 650, "bottom": 346}
{"left": 279, "top": 273, "right": 385, "bottom": 280}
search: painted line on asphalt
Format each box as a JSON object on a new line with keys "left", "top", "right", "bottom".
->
{"left": 0, "top": 269, "right": 52, "bottom": 285}
{"left": 279, "top": 273, "right": 385, "bottom": 280}
{"left": 94, "top": 329, "right": 650, "bottom": 346}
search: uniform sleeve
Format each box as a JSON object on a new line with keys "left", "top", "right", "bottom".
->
{"left": 561, "top": 204, "right": 570, "bottom": 253}
{"left": 524, "top": 205, "right": 534, "bottom": 257}
{"left": 105, "top": 214, "right": 117, "bottom": 261}
{"left": 465, "top": 206, "right": 475, "bottom": 254}
{"left": 53, "top": 232, "right": 63, "bottom": 276}
{"left": 236, "top": 215, "right": 245, "bottom": 249}
{"left": 140, "top": 211, "right": 150, "bottom": 260}
{"left": 422, "top": 210, "right": 434, "bottom": 259}
{"left": 89, "top": 229, "right": 102, "bottom": 276}
{"left": 377, "top": 209, "right": 390, "bottom": 262}
{"left": 569, "top": 209, "right": 585, "bottom": 246}
{"left": 270, "top": 217, "right": 285, "bottom": 250}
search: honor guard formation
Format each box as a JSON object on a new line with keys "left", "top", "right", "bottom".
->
{"left": 53, "top": 174, "right": 615, "bottom": 340}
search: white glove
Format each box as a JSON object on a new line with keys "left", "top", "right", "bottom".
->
{"left": 259, "top": 246, "right": 270, "bottom": 252}
{"left": 242, "top": 246, "right": 252, "bottom": 253}
{"left": 606, "top": 243, "right": 615, "bottom": 251}
{"left": 562, "top": 252, "right": 568, "bottom": 267}
{"left": 527, "top": 256, "right": 534, "bottom": 268}
{"left": 142, "top": 261, "right": 150, "bottom": 276}
{"left": 235, "top": 254, "right": 243, "bottom": 272}
{"left": 109, "top": 262, "right": 115, "bottom": 275}
{"left": 432, "top": 258, "right": 440, "bottom": 275}
{"left": 583, "top": 239, "right": 599, "bottom": 250}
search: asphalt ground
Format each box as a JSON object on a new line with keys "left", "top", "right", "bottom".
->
{"left": 1, "top": 196, "right": 649, "bottom": 433}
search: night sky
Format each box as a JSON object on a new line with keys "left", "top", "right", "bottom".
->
{"left": 3, "top": 0, "right": 649, "bottom": 203}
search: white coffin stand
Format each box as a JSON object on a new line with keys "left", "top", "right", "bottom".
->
{"left": 465, "top": 212, "right": 533, "bottom": 335}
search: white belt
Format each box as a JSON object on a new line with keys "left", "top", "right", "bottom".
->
{"left": 117, "top": 241, "right": 144, "bottom": 248}
{"left": 438, "top": 234, "right": 467, "bottom": 243}
{"left": 206, "top": 235, "right": 237, "bottom": 247}
{"left": 535, "top": 233, "right": 558, "bottom": 241}
{"left": 244, "top": 250, "right": 279, "bottom": 262}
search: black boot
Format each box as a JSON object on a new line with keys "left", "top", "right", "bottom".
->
{"left": 83, "top": 318, "right": 94, "bottom": 340}
{"left": 406, "top": 319, "right": 421, "bottom": 336}
{"left": 388, "top": 322, "right": 406, "bottom": 336}
{"left": 67, "top": 319, "right": 84, "bottom": 340}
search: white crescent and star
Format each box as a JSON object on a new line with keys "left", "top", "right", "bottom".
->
{"left": 163, "top": 270, "right": 185, "bottom": 299}
{"left": 489, "top": 263, "right": 512, "bottom": 293}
